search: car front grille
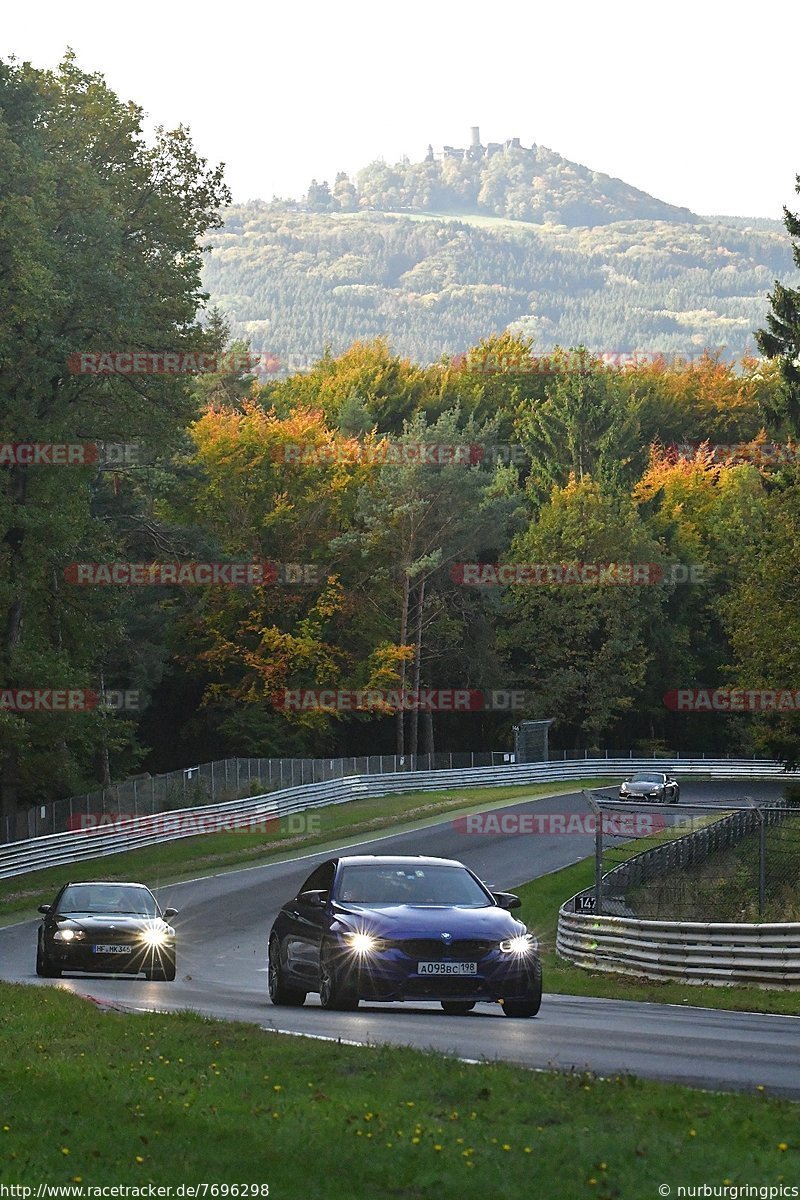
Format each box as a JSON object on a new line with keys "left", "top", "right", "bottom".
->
{"left": 388, "top": 939, "right": 496, "bottom": 960}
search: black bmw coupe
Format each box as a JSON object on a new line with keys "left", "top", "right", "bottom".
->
{"left": 36, "top": 881, "right": 178, "bottom": 980}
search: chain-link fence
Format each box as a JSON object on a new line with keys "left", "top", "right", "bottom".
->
{"left": 3, "top": 750, "right": 519, "bottom": 843}
{"left": 583, "top": 791, "right": 800, "bottom": 923}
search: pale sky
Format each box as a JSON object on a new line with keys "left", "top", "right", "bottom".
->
{"left": 2, "top": 0, "right": 798, "bottom": 219}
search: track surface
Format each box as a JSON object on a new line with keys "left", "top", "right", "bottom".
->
{"left": 2, "top": 781, "right": 798, "bottom": 1097}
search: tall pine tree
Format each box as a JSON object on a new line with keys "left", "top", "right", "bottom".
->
{"left": 756, "top": 176, "right": 800, "bottom": 431}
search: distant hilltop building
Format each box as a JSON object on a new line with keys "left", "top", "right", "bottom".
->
{"left": 428, "top": 127, "right": 525, "bottom": 162}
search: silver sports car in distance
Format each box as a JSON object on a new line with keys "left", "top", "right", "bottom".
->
{"left": 618, "top": 773, "right": 680, "bottom": 803}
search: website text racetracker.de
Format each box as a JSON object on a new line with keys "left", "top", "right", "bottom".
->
{"left": 0, "top": 1187, "right": 269, "bottom": 1198}
{"left": 454, "top": 811, "right": 670, "bottom": 836}
{"left": 271, "top": 688, "right": 530, "bottom": 712}
{"left": 664, "top": 688, "right": 800, "bottom": 712}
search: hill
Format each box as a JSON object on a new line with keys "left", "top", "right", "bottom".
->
{"left": 201, "top": 136, "right": 798, "bottom": 368}
{"left": 348, "top": 133, "right": 700, "bottom": 227}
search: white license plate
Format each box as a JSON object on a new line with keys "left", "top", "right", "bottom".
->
{"left": 417, "top": 961, "right": 477, "bottom": 976}
{"left": 92, "top": 945, "right": 132, "bottom": 954}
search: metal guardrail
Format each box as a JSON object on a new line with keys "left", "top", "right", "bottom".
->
{"left": 18, "top": 748, "right": 784, "bottom": 844}
{"left": 557, "top": 910, "right": 800, "bottom": 987}
{"left": 1, "top": 757, "right": 797, "bottom": 882}
{"left": 557, "top": 800, "right": 800, "bottom": 988}
{"left": 22, "top": 751, "right": 521, "bottom": 843}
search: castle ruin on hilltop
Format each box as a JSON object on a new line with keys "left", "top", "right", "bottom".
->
{"left": 425, "top": 127, "right": 525, "bottom": 163}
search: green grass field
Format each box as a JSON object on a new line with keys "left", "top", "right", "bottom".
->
{"left": 0, "top": 982, "right": 796, "bottom": 1197}
{"left": 334, "top": 208, "right": 567, "bottom": 235}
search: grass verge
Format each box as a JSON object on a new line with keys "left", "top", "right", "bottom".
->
{"left": 515, "top": 852, "right": 800, "bottom": 1016}
{"left": 0, "top": 779, "right": 612, "bottom": 919}
{"left": 0, "top": 982, "right": 796, "bottom": 1196}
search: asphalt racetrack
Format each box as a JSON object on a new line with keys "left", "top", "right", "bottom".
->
{"left": 2, "top": 780, "right": 798, "bottom": 1096}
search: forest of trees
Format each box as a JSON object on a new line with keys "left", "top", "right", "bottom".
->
{"left": 4, "top": 55, "right": 800, "bottom": 826}
{"left": 204, "top": 204, "right": 797, "bottom": 368}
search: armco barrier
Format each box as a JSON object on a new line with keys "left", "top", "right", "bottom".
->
{"left": 557, "top": 910, "right": 800, "bottom": 988}
{"left": 25, "top": 750, "right": 521, "bottom": 843}
{"left": 1, "top": 757, "right": 797, "bottom": 882}
{"left": 557, "top": 801, "right": 800, "bottom": 988}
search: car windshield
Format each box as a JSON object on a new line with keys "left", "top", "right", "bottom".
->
{"left": 335, "top": 864, "right": 491, "bottom": 907}
{"left": 632, "top": 777, "right": 664, "bottom": 786}
{"left": 56, "top": 884, "right": 157, "bottom": 916}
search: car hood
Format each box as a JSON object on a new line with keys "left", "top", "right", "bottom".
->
{"left": 330, "top": 903, "right": 525, "bottom": 940}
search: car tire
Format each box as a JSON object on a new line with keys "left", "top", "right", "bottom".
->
{"left": 500, "top": 960, "right": 542, "bottom": 1018}
{"left": 672, "top": 787, "right": 680, "bottom": 804}
{"left": 319, "top": 945, "right": 359, "bottom": 1011}
{"left": 441, "top": 1001, "right": 475, "bottom": 1015}
{"left": 36, "top": 936, "right": 61, "bottom": 978}
{"left": 268, "top": 937, "right": 306, "bottom": 1006}
{"left": 148, "top": 954, "right": 177, "bottom": 982}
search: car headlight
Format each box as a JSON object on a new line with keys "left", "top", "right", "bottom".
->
{"left": 649, "top": 790, "right": 660, "bottom": 797}
{"left": 139, "top": 927, "right": 169, "bottom": 947}
{"left": 499, "top": 933, "right": 537, "bottom": 955}
{"left": 342, "top": 931, "right": 385, "bottom": 956}
{"left": 620, "top": 783, "right": 629, "bottom": 791}
{"left": 54, "top": 929, "right": 85, "bottom": 942}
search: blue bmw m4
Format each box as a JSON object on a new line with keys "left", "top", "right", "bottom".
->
{"left": 267, "top": 854, "right": 542, "bottom": 1017}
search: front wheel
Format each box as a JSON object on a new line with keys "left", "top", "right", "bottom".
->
{"left": 671, "top": 788, "right": 680, "bottom": 804}
{"left": 36, "top": 937, "right": 61, "bottom": 978}
{"left": 441, "top": 1001, "right": 475, "bottom": 1016}
{"left": 501, "top": 961, "right": 542, "bottom": 1018}
{"left": 319, "top": 947, "right": 359, "bottom": 1011}
{"left": 268, "top": 937, "right": 306, "bottom": 1006}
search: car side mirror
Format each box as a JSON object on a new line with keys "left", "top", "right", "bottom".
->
{"left": 493, "top": 891, "right": 521, "bottom": 911}
{"left": 162, "top": 908, "right": 178, "bottom": 919}
{"left": 299, "top": 889, "right": 327, "bottom": 908}
{"left": 38, "top": 904, "right": 51, "bottom": 915}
